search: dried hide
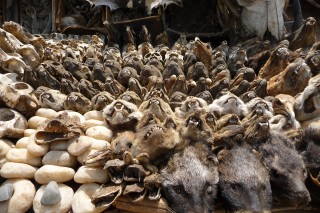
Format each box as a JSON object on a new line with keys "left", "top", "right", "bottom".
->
{"left": 237, "top": 0, "right": 287, "bottom": 40}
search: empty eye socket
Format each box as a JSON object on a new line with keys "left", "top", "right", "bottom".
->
{"left": 271, "top": 169, "right": 281, "bottom": 179}
{"left": 273, "top": 98, "right": 282, "bottom": 106}
{"left": 165, "top": 118, "right": 176, "bottom": 129}
{"left": 206, "top": 116, "right": 214, "bottom": 122}
{"left": 127, "top": 142, "right": 132, "bottom": 148}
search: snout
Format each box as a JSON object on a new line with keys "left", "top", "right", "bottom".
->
{"left": 294, "top": 189, "right": 311, "bottom": 207}
{"left": 283, "top": 181, "right": 311, "bottom": 207}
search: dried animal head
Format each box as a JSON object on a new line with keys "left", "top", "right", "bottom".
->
{"left": 192, "top": 37, "right": 212, "bottom": 70}
{"left": 104, "top": 77, "right": 125, "bottom": 98}
{"left": 110, "top": 131, "right": 136, "bottom": 159}
{"left": 258, "top": 44, "right": 289, "bottom": 80}
{"left": 90, "top": 63, "right": 114, "bottom": 83}
{"left": 244, "top": 115, "right": 271, "bottom": 145}
{"left": 35, "top": 65, "right": 61, "bottom": 90}
{"left": 169, "top": 91, "right": 187, "bottom": 110}
{"left": 246, "top": 97, "right": 274, "bottom": 118}
{"left": 39, "top": 89, "right": 67, "bottom": 111}
{"left": 257, "top": 132, "right": 311, "bottom": 206}
{"left": 144, "top": 173, "right": 162, "bottom": 200}
{"left": 179, "top": 111, "right": 213, "bottom": 145}
{"left": 122, "top": 53, "right": 143, "bottom": 74}
{"left": 186, "top": 62, "right": 209, "bottom": 81}
{"left": 216, "top": 114, "right": 241, "bottom": 131}
{"left": 118, "top": 91, "right": 142, "bottom": 106}
{"left": 166, "top": 75, "right": 189, "bottom": 99}
{"left": 132, "top": 113, "right": 180, "bottom": 162}
{"left": 91, "top": 91, "right": 115, "bottom": 111}
{"left": 269, "top": 94, "right": 300, "bottom": 131}
{"left": 209, "top": 91, "right": 248, "bottom": 118}
{"left": 294, "top": 75, "right": 320, "bottom": 122}
{"left": 139, "top": 97, "right": 174, "bottom": 122}
{"left": 64, "top": 92, "right": 92, "bottom": 114}
{"left": 5, "top": 82, "right": 39, "bottom": 117}
{"left": 0, "top": 48, "right": 26, "bottom": 77}
{"left": 140, "top": 64, "right": 162, "bottom": 87}
{"left": 288, "top": 17, "right": 317, "bottom": 50}
{"left": 175, "top": 96, "right": 208, "bottom": 119}
{"left": 0, "top": 108, "right": 28, "bottom": 138}
{"left": 161, "top": 144, "right": 218, "bottom": 213}
{"left": 267, "top": 58, "right": 312, "bottom": 96}
{"left": 162, "top": 61, "right": 184, "bottom": 79}
{"left": 218, "top": 144, "right": 272, "bottom": 212}
{"left": 117, "top": 67, "right": 139, "bottom": 88}
{"left": 103, "top": 100, "right": 141, "bottom": 131}
{"left": 79, "top": 79, "right": 99, "bottom": 100}
{"left": 104, "top": 159, "right": 126, "bottom": 184}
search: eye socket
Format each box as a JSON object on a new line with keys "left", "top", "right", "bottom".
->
{"left": 273, "top": 98, "right": 282, "bottom": 106}
{"left": 173, "top": 186, "right": 182, "bottom": 194}
{"left": 271, "top": 169, "right": 281, "bottom": 179}
{"left": 230, "top": 184, "right": 238, "bottom": 192}
{"left": 127, "top": 142, "right": 132, "bottom": 148}
{"left": 206, "top": 114, "right": 215, "bottom": 122}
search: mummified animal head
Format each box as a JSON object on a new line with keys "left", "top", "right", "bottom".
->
{"left": 0, "top": 108, "right": 28, "bottom": 138}
{"left": 217, "top": 144, "right": 272, "bottom": 212}
{"left": 161, "top": 143, "right": 218, "bottom": 213}
{"left": 103, "top": 100, "right": 142, "bottom": 132}
{"left": 294, "top": 75, "right": 320, "bottom": 122}
{"left": 131, "top": 113, "right": 180, "bottom": 162}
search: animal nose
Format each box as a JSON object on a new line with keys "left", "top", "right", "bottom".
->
{"left": 296, "top": 190, "right": 311, "bottom": 206}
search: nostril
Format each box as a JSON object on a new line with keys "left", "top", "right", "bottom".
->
{"left": 296, "top": 190, "right": 311, "bottom": 205}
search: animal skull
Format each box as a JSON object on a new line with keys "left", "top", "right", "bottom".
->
{"left": 0, "top": 108, "right": 28, "bottom": 138}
